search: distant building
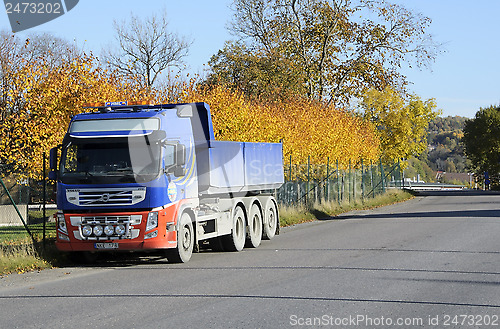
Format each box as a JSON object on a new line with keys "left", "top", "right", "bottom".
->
{"left": 435, "top": 171, "right": 471, "bottom": 185}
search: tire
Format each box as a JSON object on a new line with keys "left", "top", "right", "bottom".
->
{"left": 167, "top": 212, "right": 194, "bottom": 263}
{"left": 246, "top": 203, "right": 262, "bottom": 248}
{"left": 263, "top": 198, "right": 278, "bottom": 240}
{"left": 221, "top": 206, "right": 246, "bottom": 252}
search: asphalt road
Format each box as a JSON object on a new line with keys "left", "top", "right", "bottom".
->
{"left": 1, "top": 190, "right": 500, "bottom": 328}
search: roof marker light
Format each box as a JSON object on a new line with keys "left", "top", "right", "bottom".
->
{"left": 82, "top": 100, "right": 154, "bottom": 109}
{"left": 105, "top": 101, "right": 128, "bottom": 106}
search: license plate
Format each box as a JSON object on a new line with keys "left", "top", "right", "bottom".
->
{"left": 94, "top": 242, "right": 119, "bottom": 249}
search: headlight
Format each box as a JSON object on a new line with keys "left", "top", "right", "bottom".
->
{"left": 93, "top": 225, "right": 103, "bottom": 237}
{"left": 146, "top": 212, "right": 158, "bottom": 231}
{"left": 57, "top": 213, "right": 67, "bottom": 234}
{"left": 115, "top": 224, "right": 126, "bottom": 236}
{"left": 104, "top": 225, "right": 114, "bottom": 236}
{"left": 82, "top": 225, "right": 92, "bottom": 237}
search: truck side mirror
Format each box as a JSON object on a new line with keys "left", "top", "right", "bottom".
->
{"left": 176, "top": 144, "right": 186, "bottom": 166}
{"left": 49, "top": 147, "right": 58, "bottom": 170}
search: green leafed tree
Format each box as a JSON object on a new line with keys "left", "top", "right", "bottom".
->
{"left": 462, "top": 105, "right": 500, "bottom": 175}
{"left": 360, "top": 87, "right": 439, "bottom": 164}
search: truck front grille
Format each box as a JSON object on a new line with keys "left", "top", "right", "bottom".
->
{"left": 66, "top": 187, "right": 146, "bottom": 207}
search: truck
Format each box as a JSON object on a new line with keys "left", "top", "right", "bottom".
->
{"left": 50, "top": 101, "right": 284, "bottom": 263}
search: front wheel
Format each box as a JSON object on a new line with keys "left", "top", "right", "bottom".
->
{"left": 166, "top": 212, "right": 194, "bottom": 263}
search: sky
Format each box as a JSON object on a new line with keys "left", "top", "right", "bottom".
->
{"left": 1, "top": 0, "right": 499, "bottom": 118}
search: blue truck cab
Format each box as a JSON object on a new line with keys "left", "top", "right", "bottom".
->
{"left": 51, "top": 102, "right": 284, "bottom": 262}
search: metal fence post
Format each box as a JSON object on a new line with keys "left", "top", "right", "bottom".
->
{"left": 26, "top": 178, "right": 30, "bottom": 222}
{"left": 399, "top": 159, "right": 404, "bottom": 189}
{"left": 361, "top": 159, "right": 365, "bottom": 202}
{"left": 296, "top": 180, "right": 300, "bottom": 204}
{"left": 348, "top": 160, "right": 352, "bottom": 203}
{"left": 337, "top": 160, "right": 340, "bottom": 204}
{"left": 326, "top": 157, "right": 329, "bottom": 201}
{"left": 306, "top": 156, "right": 310, "bottom": 205}
{"left": 341, "top": 171, "right": 345, "bottom": 202}
{"left": 43, "top": 152, "right": 47, "bottom": 251}
{"left": 352, "top": 160, "right": 356, "bottom": 202}
{"left": 370, "top": 160, "right": 374, "bottom": 197}
{"left": 380, "top": 158, "right": 385, "bottom": 193}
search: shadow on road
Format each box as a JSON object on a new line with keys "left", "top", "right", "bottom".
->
{"left": 320, "top": 189, "right": 500, "bottom": 221}
{"left": 329, "top": 209, "right": 500, "bottom": 221}
{"left": 411, "top": 189, "right": 500, "bottom": 197}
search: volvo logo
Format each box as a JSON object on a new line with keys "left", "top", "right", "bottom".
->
{"left": 101, "top": 193, "right": 110, "bottom": 202}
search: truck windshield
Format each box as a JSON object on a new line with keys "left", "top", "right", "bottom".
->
{"left": 59, "top": 136, "right": 162, "bottom": 184}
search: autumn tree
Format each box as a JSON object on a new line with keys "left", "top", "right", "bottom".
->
{"left": 206, "top": 41, "right": 307, "bottom": 101}
{"left": 360, "top": 87, "right": 439, "bottom": 164}
{"left": 0, "top": 31, "right": 81, "bottom": 124}
{"left": 103, "top": 10, "right": 192, "bottom": 89}
{"left": 462, "top": 105, "right": 500, "bottom": 175}
{"left": 0, "top": 32, "right": 150, "bottom": 178}
{"left": 209, "top": 0, "right": 439, "bottom": 104}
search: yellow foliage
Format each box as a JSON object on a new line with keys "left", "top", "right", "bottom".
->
{"left": 361, "top": 87, "right": 439, "bottom": 166}
{"left": 180, "top": 84, "right": 380, "bottom": 169}
{"left": 1, "top": 50, "right": 380, "bottom": 179}
{"left": 0, "top": 53, "right": 149, "bottom": 179}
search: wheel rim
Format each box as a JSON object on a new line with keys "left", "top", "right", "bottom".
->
{"left": 182, "top": 224, "right": 192, "bottom": 251}
{"left": 268, "top": 207, "right": 275, "bottom": 230}
{"left": 235, "top": 216, "right": 244, "bottom": 239}
{"left": 253, "top": 214, "right": 259, "bottom": 234}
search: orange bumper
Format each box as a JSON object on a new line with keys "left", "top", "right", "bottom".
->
{"left": 55, "top": 203, "right": 181, "bottom": 252}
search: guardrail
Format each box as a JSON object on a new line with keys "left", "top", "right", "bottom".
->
{"left": 402, "top": 182, "right": 466, "bottom": 191}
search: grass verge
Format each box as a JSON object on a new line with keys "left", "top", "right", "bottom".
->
{"left": 1, "top": 217, "right": 58, "bottom": 276}
{"left": 280, "top": 189, "right": 414, "bottom": 227}
{"left": 0, "top": 238, "right": 52, "bottom": 275}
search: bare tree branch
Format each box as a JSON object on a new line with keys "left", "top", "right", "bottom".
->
{"left": 103, "top": 10, "right": 192, "bottom": 88}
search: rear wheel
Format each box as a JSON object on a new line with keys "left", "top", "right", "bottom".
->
{"left": 222, "top": 206, "right": 246, "bottom": 251}
{"left": 166, "top": 213, "right": 194, "bottom": 263}
{"left": 263, "top": 198, "right": 278, "bottom": 240}
{"left": 246, "top": 203, "right": 262, "bottom": 248}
